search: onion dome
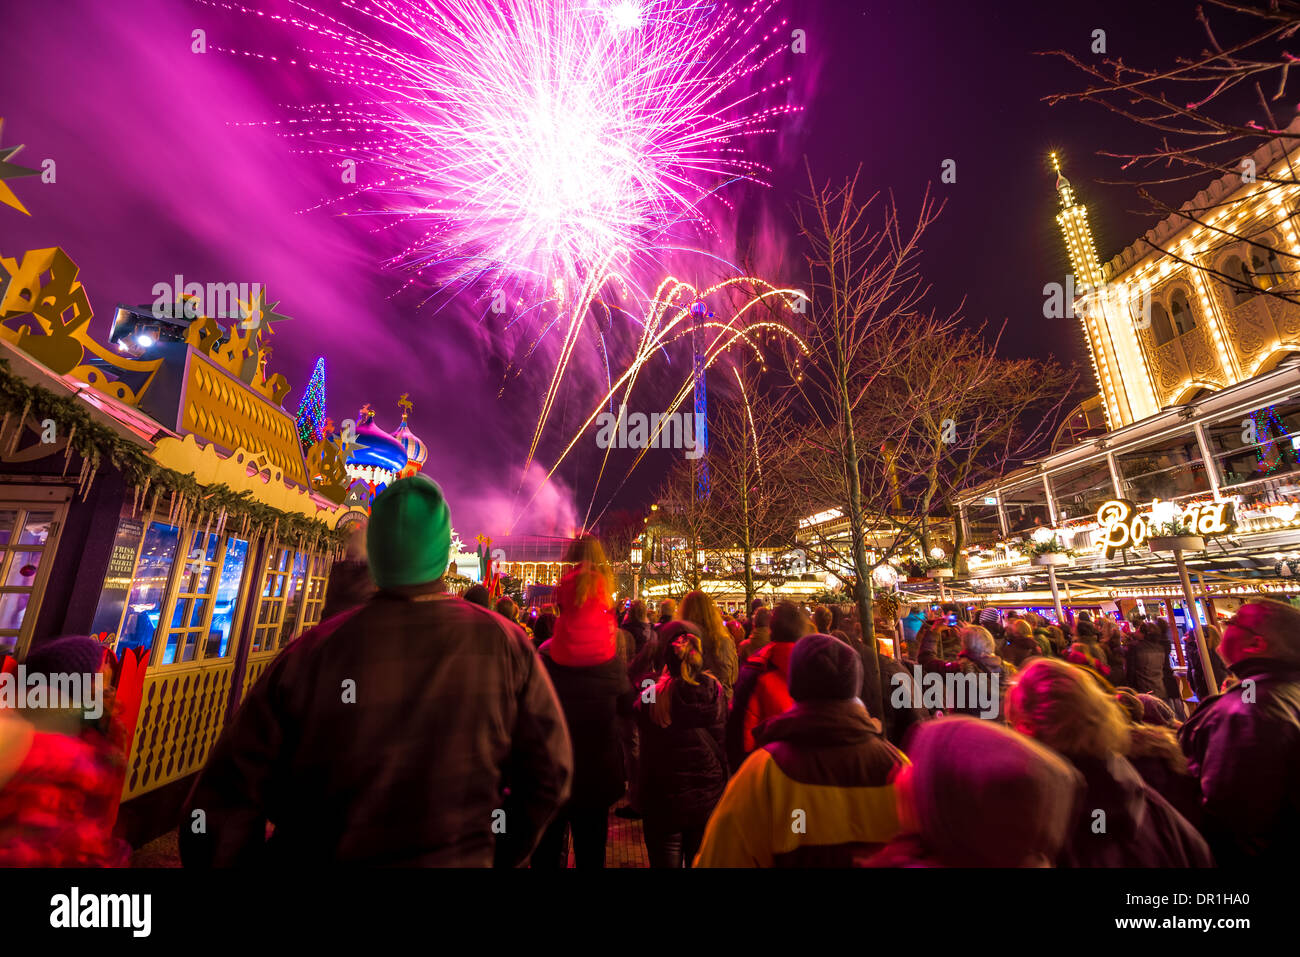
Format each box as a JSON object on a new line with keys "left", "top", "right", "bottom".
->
{"left": 393, "top": 393, "right": 428, "bottom": 471}
{"left": 344, "top": 404, "right": 408, "bottom": 491}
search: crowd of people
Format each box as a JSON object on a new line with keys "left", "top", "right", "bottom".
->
{"left": 2, "top": 474, "right": 1298, "bottom": 868}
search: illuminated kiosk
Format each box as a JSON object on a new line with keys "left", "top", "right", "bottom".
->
{"left": 951, "top": 132, "right": 1300, "bottom": 667}
{"left": 0, "top": 248, "right": 364, "bottom": 845}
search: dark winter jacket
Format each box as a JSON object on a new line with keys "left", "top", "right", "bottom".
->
{"left": 1057, "top": 752, "right": 1213, "bottom": 868}
{"left": 1126, "top": 634, "right": 1173, "bottom": 697}
{"left": 1184, "top": 638, "right": 1230, "bottom": 701}
{"left": 634, "top": 676, "right": 727, "bottom": 830}
{"left": 1127, "top": 724, "right": 1202, "bottom": 829}
{"left": 180, "top": 589, "right": 572, "bottom": 867}
{"left": 1178, "top": 658, "right": 1300, "bottom": 868}
{"left": 624, "top": 620, "right": 655, "bottom": 656}
{"left": 540, "top": 650, "right": 635, "bottom": 811}
{"left": 877, "top": 655, "right": 931, "bottom": 746}
{"left": 319, "top": 559, "right": 377, "bottom": 622}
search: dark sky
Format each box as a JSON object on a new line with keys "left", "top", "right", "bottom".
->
{"left": 0, "top": 0, "right": 1234, "bottom": 532}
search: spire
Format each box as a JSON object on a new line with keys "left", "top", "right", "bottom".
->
{"left": 1050, "top": 151, "right": 1076, "bottom": 207}
{"left": 1051, "top": 151, "right": 1103, "bottom": 288}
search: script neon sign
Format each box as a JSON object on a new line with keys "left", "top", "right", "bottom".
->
{"left": 1097, "top": 499, "right": 1237, "bottom": 559}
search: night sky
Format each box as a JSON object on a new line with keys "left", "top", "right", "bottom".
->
{"left": 0, "top": 0, "right": 1240, "bottom": 532}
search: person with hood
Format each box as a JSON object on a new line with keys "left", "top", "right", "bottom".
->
{"left": 181, "top": 475, "right": 573, "bottom": 867}
{"left": 635, "top": 628, "right": 728, "bottom": 867}
{"left": 678, "top": 590, "right": 738, "bottom": 701}
{"left": 727, "top": 601, "right": 813, "bottom": 770}
{"left": 1178, "top": 597, "right": 1300, "bottom": 868}
{"left": 695, "top": 633, "right": 907, "bottom": 867}
{"left": 1008, "top": 657, "right": 1212, "bottom": 867}
{"left": 900, "top": 606, "right": 927, "bottom": 655}
{"left": 863, "top": 717, "right": 1081, "bottom": 867}
{"left": 0, "top": 636, "right": 131, "bottom": 867}
{"left": 534, "top": 535, "right": 635, "bottom": 868}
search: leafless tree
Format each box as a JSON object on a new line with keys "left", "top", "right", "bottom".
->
{"left": 779, "top": 162, "right": 967, "bottom": 718}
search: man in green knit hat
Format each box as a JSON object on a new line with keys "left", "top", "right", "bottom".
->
{"left": 182, "top": 475, "right": 573, "bottom": 867}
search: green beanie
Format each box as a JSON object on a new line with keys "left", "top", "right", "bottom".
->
{"left": 366, "top": 475, "right": 453, "bottom": 589}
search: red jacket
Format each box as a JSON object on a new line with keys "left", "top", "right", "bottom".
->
{"left": 0, "top": 717, "right": 130, "bottom": 867}
{"left": 545, "top": 568, "right": 617, "bottom": 667}
{"left": 741, "top": 642, "right": 796, "bottom": 754}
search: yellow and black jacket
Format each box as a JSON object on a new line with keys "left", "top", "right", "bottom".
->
{"left": 695, "top": 699, "right": 907, "bottom": 867}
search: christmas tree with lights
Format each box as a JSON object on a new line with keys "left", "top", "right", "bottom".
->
{"left": 294, "top": 357, "right": 328, "bottom": 453}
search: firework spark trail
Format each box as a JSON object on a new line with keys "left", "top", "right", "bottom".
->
{"left": 510, "top": 277, "right": 809, "bottom": 530}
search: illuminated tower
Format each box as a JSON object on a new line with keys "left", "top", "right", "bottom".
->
{"left": 690, "top": 299, "right": 710, "bottom": 500}
{"left": 1051, "top": 153, "right": 1157, "bottom": 428}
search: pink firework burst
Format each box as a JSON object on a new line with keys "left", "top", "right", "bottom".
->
{"left": 214, "top": 0, "right": 800, "bottom": 297}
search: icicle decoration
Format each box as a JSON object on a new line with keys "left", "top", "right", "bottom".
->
{"left": 7, "top": 400, "right": 31, "bottom": 456}
{"left": 60, "top": 424, "right": 76, "bottom": 477}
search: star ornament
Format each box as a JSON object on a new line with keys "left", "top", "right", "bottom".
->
{"left": 0, "top": 119, "right": 39, "bottom": 216}
{"left": 238, "top": 287, "right": 294, "bottom": 333}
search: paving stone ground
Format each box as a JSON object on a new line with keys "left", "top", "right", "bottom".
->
{"left": 130, "top": 799, "right": 650, "bottom": 868}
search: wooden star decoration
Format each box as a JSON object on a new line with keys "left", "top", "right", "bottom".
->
{"left": 0, "top": 119, "right": 39, "bottom": 216}
{"left": 238, "top": 286, "right": 294, "bottom": 334}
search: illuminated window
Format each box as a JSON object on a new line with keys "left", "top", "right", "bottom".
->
{"left": 117, "top": 521, "right": 182, "bottom": 658}
{"left": 0, "top": 502, "right": 66, "bottom": 658}
{"left": 297, "top": 551, "right": 331, "bottom": 633}
{"left": 160, "top": 529, "right": 222, "bottom": 665}
{"left": 251, "top": 547, "right": 307, "bottom": 653}
{"left": 205, "top": 538, "right": 249, "bottom": 659}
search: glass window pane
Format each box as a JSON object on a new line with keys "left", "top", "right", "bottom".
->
{"left": 118, "top": 521, "right": 181, "bottom": 656}
{"left": 161, "top": 631, "right": 180, "bottom": 666}
{"left": 18, "top": 511, "right": 54, "bottom": 546}
{"left": 198, "top": 565, "right": 213, "bottom": 595}
{"left": 1115, "top": 433, "right": 1208, "bottom": 502}
{"left": 182, "top": 630, "right": 200, "bottom": 663}
{"left": 189, "top": 598, "right": 208, "bottom": 629}
{"left": 0, "top": 592, "right": 30, "bottom": 632}
{"left": 4, "top": 551, "right": 41, "bottom": 587}
{"left": 0, "top": 511, "right": 16, "bottom": 547}
{"left": 206, "top": 538, "right": 248, "bottom": 659}
{"left": 171, "top": 597, "right": 189, "bottom": 630}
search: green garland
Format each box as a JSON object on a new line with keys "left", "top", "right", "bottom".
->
{"left": 0, "top": 357, "right": 346, "bottom": 548}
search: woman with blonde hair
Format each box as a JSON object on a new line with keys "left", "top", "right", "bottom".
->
{"left": 1007, "top": 658, "right": 1212, "bottom": 867}
{"left": 678, "top": 590, "right": 738, "bottom": 700}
